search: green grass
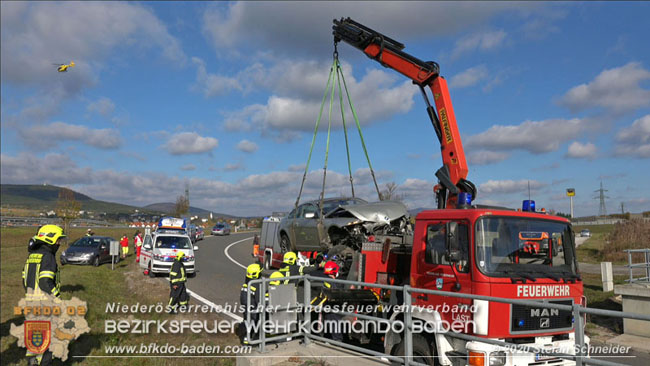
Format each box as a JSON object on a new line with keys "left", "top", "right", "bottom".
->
{"left": 1, "top": 227, "right": 239, "bottom": 365}
{"left": 574, "top": 224, "right": 621, "bottom": 264}
{"left": 581, "top": 272, "right": 626, "bottom": 334}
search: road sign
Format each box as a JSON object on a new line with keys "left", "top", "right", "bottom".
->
{"left": 566, "top": 188, "right": 575, "bottom": 197}
{"left": 110, "top": 240, "right": 119, "bottom": 270}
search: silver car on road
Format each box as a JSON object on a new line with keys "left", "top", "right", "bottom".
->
{"left": 278, "top": 197, "right": 411, "bottom": 252}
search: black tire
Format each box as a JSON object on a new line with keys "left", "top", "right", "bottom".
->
{"left": 264, "top": 254, "right": 271, "bottom": 270}
{"left": 393, "top": 334, "right": 437, "bottom": 366}
{"left": 280, "top": 234, "right": 291, "bottom": 253}
{"left": 93, "top": 256, "right": 100, "bottom": 267}
{"left": 148, "top": 263, "right": 155, "bottom": 278}
{"left": 188, "top": 271, "right": 196, "bottom": 278}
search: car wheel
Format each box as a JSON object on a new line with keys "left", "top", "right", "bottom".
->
{"left": 264, "top": 255, "right": 271, "bottom": 270}
{"left": 93, "top": 256, "right": 100, "bottom": 267}
{"left": 280, "top": 234, "right": 291, "bottom": 253}
{"left": 188, "top": 272, "right": 196, "bottom": 278}
{"left": 148, "top": 263, "right": 155, "bottom": 278}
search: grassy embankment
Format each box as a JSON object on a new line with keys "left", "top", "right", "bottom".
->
{"left": 575, "top": 220, "right": 650, "bottom": 264}
{"left": 1, "top": 227, "right": 239, "bottom": 366}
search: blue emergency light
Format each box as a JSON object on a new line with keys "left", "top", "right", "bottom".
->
{"left": 522, "top": 200, "right": 536, "bottom": 212}
{"left": 457, "top": 192, "right": 473, "bottom": 208}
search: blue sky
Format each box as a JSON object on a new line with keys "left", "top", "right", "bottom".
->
{"left": 1, "top": 1, "right": 649, "bottom": 217}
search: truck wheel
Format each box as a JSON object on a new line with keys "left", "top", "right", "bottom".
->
{"left": 93, "top": 256, "right": 100, "bottom": 267}
{"left": 393, "top": 334, "right": 437, "bottom": 366}
{"left": 148, "top": 263, "right": 155, "bottom": 278}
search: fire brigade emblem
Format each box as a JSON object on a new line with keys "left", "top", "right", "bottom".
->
{"left": 25, "top": 321, "right": 51, "bottom": 354}
{"left": 436, "top": 278, "right": 443, "bottom": 290}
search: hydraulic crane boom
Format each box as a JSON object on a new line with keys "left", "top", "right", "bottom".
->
{"left": 333, "top": 18, "right": 476, "bottom": 209}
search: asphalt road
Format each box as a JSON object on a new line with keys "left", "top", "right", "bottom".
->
{"left": 184, "top": 231, "right": 259, "bottom": 320}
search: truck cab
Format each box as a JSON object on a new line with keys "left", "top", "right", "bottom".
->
{"left": 139, "top": 217, "right": 198, "bottom": 276}
{"left": 363, "top": 206, "right": 586, "bottom": 365}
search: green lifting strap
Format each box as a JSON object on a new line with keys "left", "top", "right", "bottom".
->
{"left": 295, "top": 59, "right": 337, "bottom": 211}
{"left": 335, "top": 58, "right": 355, "bottom": 198}
{"left": 338, "top": 59, "right": 382, "bottom": 200}
{"left": 319, "top": 57, "right": 336, "bottom": 219}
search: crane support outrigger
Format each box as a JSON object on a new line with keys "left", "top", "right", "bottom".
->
{"left": 333, "top": 17, "right": 475, "bottom": 209}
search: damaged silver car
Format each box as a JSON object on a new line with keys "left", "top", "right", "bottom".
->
{"left": 278, "top": 197, "right": 411, "bottom": 252}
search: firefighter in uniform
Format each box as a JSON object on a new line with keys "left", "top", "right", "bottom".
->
{"left": 168, "top": 252, "right": 188, "bottom": 313}
{"left": 279, "top": 252, "right": 300, "bottom": 285}
{"left": 22, "top": 224, "right": 66, "bottom": 366}
{"left": 310, "top": 261, "right": 343, "bottom": 342}
{"left": 240, "top": 263, "right": 262, "bottom": 344}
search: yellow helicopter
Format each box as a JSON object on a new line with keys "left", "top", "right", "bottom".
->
{"left": 53, "top": 61, "right": 75, "bottom": 72}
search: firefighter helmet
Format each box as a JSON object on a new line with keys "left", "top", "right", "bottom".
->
{"left": 32, "top": 225, "right": 66, "bottom": 245}
{"left": 283, "top": 252, "right": 297, "bottom": 265}
{"left": 176, "top": 251, "right": 185, "bottom": 260}
{"left": 323, "top": 261, "right": 339, "bottom": 276}
{"left": 269, "top": 271, "right": 285, "bottom": 285}
{"left": 246, "top": 263, "right": 261, "bottom": 279}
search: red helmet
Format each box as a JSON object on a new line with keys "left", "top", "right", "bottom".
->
{"left": 323, "top": 261, "right": 339, "bottom": 276}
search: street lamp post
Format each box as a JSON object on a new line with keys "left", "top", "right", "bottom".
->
{"left": 566, "top": 188, "right": 575, "bottom": 218}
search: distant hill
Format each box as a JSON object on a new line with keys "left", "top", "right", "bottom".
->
{"left": 143, "top": 202, "right": 238, "bottom": 218}
{"left": 1, "top": 184, "right": 157, "bottom": 214}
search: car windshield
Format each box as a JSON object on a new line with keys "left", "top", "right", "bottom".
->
{"left": 321, "top": 198, "right": 367, "bottom": 215}
{"left": 72, "top": 238, "right": 101, "bottom": 247}
{"left": 475, "top": 217, "right": 578, "bottom": 279}
{"left": 215, "top": 224, "right": 225, "bottom": 229}
{"left": 154, "top": 236, "right": 191, "bottom": 249}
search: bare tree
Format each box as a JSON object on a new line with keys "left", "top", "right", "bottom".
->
{"left": 379, "top": 182, "right": 403, "bottom": 201}
{"left": 56, "top": 188, "right": 81, "bottom": 234}
{"left": 174, "top": 194, "right": 190, "bottom": 217}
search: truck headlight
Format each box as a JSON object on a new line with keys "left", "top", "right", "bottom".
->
{"left": 489, "top": 351, "right": 506, "bottom": 366}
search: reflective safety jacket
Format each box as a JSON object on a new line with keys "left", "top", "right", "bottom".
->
{"left": 169, "top": 260, "right": 186, "bottom": 286}
{"left": 23, "top": 247, "right": 60, "bottom": 299}
{"left": 279, "top": 263, "right": 300, "bottom": 285}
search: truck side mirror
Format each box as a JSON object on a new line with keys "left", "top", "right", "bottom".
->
{"left": 193, "top": 246, "right": 199, "bottom": 251}
{"left": 446, "top": 221, "right": 460, "bottom": 262}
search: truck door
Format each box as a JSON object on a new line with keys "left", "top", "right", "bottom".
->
{"left": 413, "top": 220, "right": 473, "bottom": 329}
{"left": 139, "top": 234, "right": 153, "bottom": 270}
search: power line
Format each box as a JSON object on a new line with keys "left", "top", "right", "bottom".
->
{"left": 593, "top": 180, "right": 609, "bottom": 216}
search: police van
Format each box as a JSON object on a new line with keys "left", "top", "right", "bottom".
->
{"left": 139, "top": 217, "right": 198, "bottom": 277}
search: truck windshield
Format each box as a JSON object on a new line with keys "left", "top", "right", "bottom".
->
{"left": 475, "top": 217, "right": 578, "bottom": 278}
{"left": 155, "top": 236, "right": 191, "bottom": 249}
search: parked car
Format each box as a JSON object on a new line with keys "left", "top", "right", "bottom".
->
{"left": 212, "top": 223, "right": 231, "bottom": 236}
{"left": 278, "top": 197, "right": 411, "bottom": 252}
{"left": 195, "top": 226, "right": 205, "bottom": 241}
{"left": 61, "top": 236, "right": 119, "bottom": 267}
{"left": 580, "top": 229, "right": 592, "bottom": 237}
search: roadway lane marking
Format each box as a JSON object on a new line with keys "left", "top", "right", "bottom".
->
{"left": 224, "top": 236, "right": 254, "bottom": 270}
{"left": 164, "top": 277, "right": 243, "bottom": 322}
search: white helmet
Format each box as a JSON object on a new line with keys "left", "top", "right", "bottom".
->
{"left": 296, "top": 252, "right": 310, "bottom": 267}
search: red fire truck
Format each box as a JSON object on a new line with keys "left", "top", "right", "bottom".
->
{"left": 322, "top": 18, "right": 587, "bottom": 366}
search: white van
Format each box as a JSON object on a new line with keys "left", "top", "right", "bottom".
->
{"left": 139, "top": 217, "right": 198, "bottom": 277}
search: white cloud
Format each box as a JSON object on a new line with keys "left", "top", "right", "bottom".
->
{"left": 19, "top": 122, "right": 123, "bottom": 149}
{"left": 479, "top": 179, "right": 547, "bottom": 195}
{"left": 222, "top": 62, "right": 417, "bottom": 140}
{"left": 236, "top": 139, "right": 259, "bottom": 153}
{"left": 614, "top": 115, "right": 650, "bottom": 158}
{"left": 467, "top": 150, "right": 510, "bottom": 165}
{"left": 202, "top": 2, "right": 523, "bottom": 58}
{"left": 565, "top": 141, "right": 597, "bottom": 159}
{"left": 191, "top": 57, "right": 243, "bottom": 97}
{"left": 87, "top": 97, "right": 115, "bottom": 117}
{"left": 180, "top": 164, "right": 196, "bottom": 171}
{"left": 288, "top": 164, "right": 306, "bottom": 172}
{"left": 1, "top": 2, "right": 186, "bottom": 88}
{"left": 466, "top": 118, "right": 586, "bottom": 154}
{"left": 559, "top": 62, "right": 650, "bottom": 113}
{"left": 0, "top": 153, "right": 92, "bottom": 185}
{"left": 224, "top": 163, "right": 244, "bottom": 172}
{"left": 163, "top": 132, "right": 218, "bottom": 155}
{"left": 450, "top": 30, "right": 507, "bottom": 59}
{"left": 450, "top": 65, "right": 488, "bottom": 88}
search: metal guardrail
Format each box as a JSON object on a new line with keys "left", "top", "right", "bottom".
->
{"left": 624, "top": 249, "right": 650, "bottom": 283}
{"left": 243, "top": 275, "right": 650, "bottom": 366}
